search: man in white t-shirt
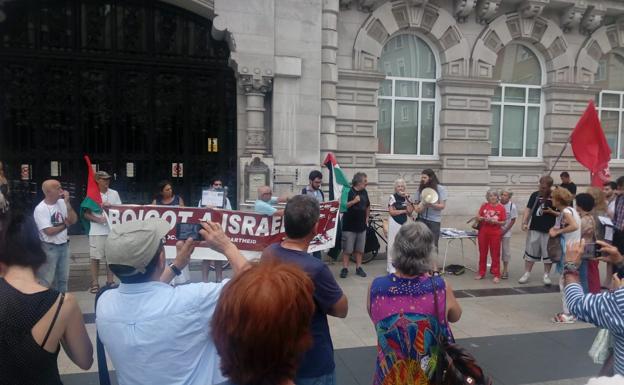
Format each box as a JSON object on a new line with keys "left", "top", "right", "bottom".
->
{"left": 33, "top": 179, "right": 78, "bottom": 292}
{"left": 83, "top": 171, "right": 122, "bottom": 293}
{"left": 500, "top": 188, "right": 518, "bottom": 280}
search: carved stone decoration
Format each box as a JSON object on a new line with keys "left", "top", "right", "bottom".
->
{"left": 560, "top": 5, "right": 586, "bottom": 33}
{"left": 454, "top": 0, "right": 477, "bottom": 23}
{"left": 580, "top": 5, "right": 606, "bottom": 35}
{"left": 239, "top": 70, "right": 273, "bottom": 155}
{"left": 517, "top": 0, "right": 549, "bottom": 19}
{"left": 239, "top": 71, "right": 273, "bottom": 94}
{"left": 475, "top": 0, "right": 501, "bottom": 25}
{"left": 339, "top": 0, "right": 386, "bottom": 12}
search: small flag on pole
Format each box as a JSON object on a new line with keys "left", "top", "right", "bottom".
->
{"left": 79, "top": 155, "right": 103, "bottom": 233}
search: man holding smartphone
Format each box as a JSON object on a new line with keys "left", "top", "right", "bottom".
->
{"left": 97, "top": 219, "right": 250, "bottom": 385}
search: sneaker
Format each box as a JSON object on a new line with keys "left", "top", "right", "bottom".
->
{"left": 543, "top": 274, "right": 552, "bottom": 286}
{"left": 340, "top": 268, "right": 348, "bottom": 278}
{"left": 355, "top": 267, "right": 367, "bottom": 277}
{"left": 518, "top": 272, "right": 530, "bottom": 284}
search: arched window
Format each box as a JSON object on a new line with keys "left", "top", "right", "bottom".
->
{"left": 595, "top": 52, "right": 624, "bottom": 159}
{"left": 378, "top": 34, "right": 437, "bottom": 155}
{"left": 490, "top": 44, "right": 543, "bottom": 158}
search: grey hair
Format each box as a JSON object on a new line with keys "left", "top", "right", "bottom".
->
{"left": 485, "top": 188, "right": 499, "bottom": 200}
{"left": 394, "top": 178, "right": 406, "bottom": 191}
{"left": 352, "top": 172, "right": 367, "bottom": 186}
{"left": 499, "top": 188, "right": 514, "bottom": 197}
{"left": 392, "top": 221, "right": 434, "bottom": 275}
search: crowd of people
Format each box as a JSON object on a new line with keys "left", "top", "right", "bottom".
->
{"left": 2, "top": 163, "right": 624, "bottom": 384}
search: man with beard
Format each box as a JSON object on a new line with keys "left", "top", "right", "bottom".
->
{"left": 413, "top": 169, "right": 447, "bottom": 250}
{"left": 604, "top": 181, "right": 617, "bottom": 218}
{"left": 518, "top": 176, "right": 558, "bottom": 285}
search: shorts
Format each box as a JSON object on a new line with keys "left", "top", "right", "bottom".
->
{"left": 501, "top": 237, "right": 511, "bottom": 262}
{"left": 523, "top": 230, "right": 551, "bottom": 263}
{"left": 342, "top": 230, "right": 366, "bottom": 254}
{"left": 89, "top": 235, "right": 107, "bottom": 260}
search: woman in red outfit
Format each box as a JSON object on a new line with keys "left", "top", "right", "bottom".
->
{"left": 475, "top": 189, "right": 507, "bottom": 283}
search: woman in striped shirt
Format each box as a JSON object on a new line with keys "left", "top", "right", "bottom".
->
{"left": 563, "top": 239, "right": 624, "bottom": 375}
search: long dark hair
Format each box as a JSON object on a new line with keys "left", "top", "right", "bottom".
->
{"left": 155, "top": 180, "right": 174, "bottom": 201}
{"left": 419, "top": 169, "right": 439, "bottom": 192}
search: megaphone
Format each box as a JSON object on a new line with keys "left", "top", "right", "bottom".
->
{"left": 420, "top": 187, "right": 439, "bottom": 204}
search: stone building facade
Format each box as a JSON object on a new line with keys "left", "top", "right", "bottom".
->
{"left": 3, "top": 0, "right": 623, "bottom": 221}
{"left": 208, "top": 0, "right": 624, "bottom": 220}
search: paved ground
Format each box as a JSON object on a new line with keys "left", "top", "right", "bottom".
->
{"left": 59, "top": 233, "right": 607, "bottom": 384}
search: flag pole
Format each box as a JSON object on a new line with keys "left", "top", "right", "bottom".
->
{"left": 546, "top": 137, "right": 570, "bottom": 177}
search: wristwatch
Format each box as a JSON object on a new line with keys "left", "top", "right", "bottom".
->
{"left": 168, "top": 263, "right": 182, "bottom": 276}
{"left": 563, "top": 262, "right": 578, "bottom": 273}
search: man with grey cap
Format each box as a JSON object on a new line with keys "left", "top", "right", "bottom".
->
{"left": 96, "top": 219, "right": 249, "bottom": 385}
{"left": 83, "top": 170, "right": 122, "bottom": 293}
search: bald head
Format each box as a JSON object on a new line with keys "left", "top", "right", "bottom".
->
{"left": 42, "top": 179, "right": 62, "bottom": 203}
{"left": 257, "top": 186, "right": 272, "bottom": 202}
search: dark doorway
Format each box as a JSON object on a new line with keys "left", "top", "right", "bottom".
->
{"left": 0, "top": 0, "right": 237, "bottom": 223}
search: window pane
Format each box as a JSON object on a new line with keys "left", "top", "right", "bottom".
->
{"left": 602, "top": 93, "right": 620, "bottom": 108}
{"left": 526, "top": 107, "right": 539, "bottom": 157}
{"left": 379, "top": 80, "right": 392, "bottom": 97}
{"left": 601, "top": 110, "right": 619, "bottom": 154}
{"left": 528, "top": 89, "right": 541, "bottom": 104}
{"left": 397, "top": 80, "right": 418, "bottom": 97}
{"left": 421, "top": 101, "right": 434, "bottom": 155}
{"left": 490, "top": 105, "right": 501, "bottom": 156}
{"left": 504, "top": 87, "right": 525, "bottom": 103}
{"left": 378, "top": 99, "right": 392, "bottom": 154}
{"left": 493, "top": 87, "right": 502, "bottom": 102}
{"left": 502, "top": 106, "right": 524, "bottom": 156}
{"left": 380, "top": 35, "right": 436, "bottom": 79}
{"left": 595, "top": 53, "right": 624, "bottom": 91}
{"left": 493, "top": 44, "right": 541, "bottom": 85}
{"left": 394, "top": 100, "right": 418, "bottom": 154}
{"left": 422, "top": 82, "right": 435, "bottom": 98}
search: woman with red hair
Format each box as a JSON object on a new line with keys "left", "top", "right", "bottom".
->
{"left": 212, "top": 260, "right": 315, "bottom": 385}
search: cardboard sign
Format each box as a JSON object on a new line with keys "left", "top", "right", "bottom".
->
{"left": 105, "top": 201, "right": 339, "bottom": 260}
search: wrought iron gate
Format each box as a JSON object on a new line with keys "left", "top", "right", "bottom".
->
{"left": 0, "top": 0, "right": 237, "bottom": 220}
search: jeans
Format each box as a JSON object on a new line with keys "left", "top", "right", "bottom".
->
{"left": 37, "top": 242, "right": 70, "bottom": 293}
{"left": 295, "top": 371, "right": 336, "bottom": 385}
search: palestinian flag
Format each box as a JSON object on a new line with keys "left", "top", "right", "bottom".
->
{"left": 79, "top": 155, "right": 102, "bottom": 233}
{"left": 323, "top": 152, "right": 350, "bottom": 213}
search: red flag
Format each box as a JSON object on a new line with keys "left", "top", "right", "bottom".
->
{"left": 570, "top": 100, "right": 611, "bottom": 186}
{"left": 83, "top": 155, "right": 102, "bottom": 206}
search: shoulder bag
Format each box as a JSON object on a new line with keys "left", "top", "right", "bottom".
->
{"left": 431, "top": 276, "right": 492, "bottom": 385}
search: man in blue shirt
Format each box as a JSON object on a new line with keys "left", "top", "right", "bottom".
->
{"left": 96, "top": 219, "right": 249, "bottom": 385}
{"left": 254, "top": 185, "right": 288, "bottom": 216}
{"left": 262, "top": 195, "right": 348, "bottom": 385}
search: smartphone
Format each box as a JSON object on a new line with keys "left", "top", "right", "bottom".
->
{"left": 583, "top": 243, "right": 602, "bottom": 259}
{"left": 176, "top": 223, "right": 203, "bottom": 241}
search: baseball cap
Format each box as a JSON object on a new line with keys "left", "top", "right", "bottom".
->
{"left": 95, "top": 171, "right": 111, "bottom": 179}
{"left": 105, "top": 219, "right": 171, "bottom": 275}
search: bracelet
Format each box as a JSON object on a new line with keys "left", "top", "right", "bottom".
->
{"left": 563, "top": 269, "right": 580, "bottom": 277}
{"left": 168, "top": 263, "right": 182, "bottom": 276}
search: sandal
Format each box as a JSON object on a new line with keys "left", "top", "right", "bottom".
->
{"left": 493, "top": 277, "right": 500, "bottom": 284}
{"left": 89, "top": 282, "right": 100, "bottom": 294}
{"left": 551, "top": 313, "right": 576, "bottom": 324}
{"left": 474, "top": 275, "right": 484, "bottom": 280}
{"left": 501, "top": 272, "right": 509, "bottom": 280}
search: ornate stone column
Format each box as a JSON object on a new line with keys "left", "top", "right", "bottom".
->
{"left": 320, "top": 0, "right": 339, "bottom": 157}
{"left": 240, "top": 72, "right": 273, "bottom": 155}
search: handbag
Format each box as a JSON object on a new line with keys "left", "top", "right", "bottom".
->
{"left": 431, "top": 276, "right": 492, "bottom": 385}
{"left": 589, "top": 329, "right": 612, "bottom": 365}
{"left": 547, "top": 236, "right": 562, "bottom": 263}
